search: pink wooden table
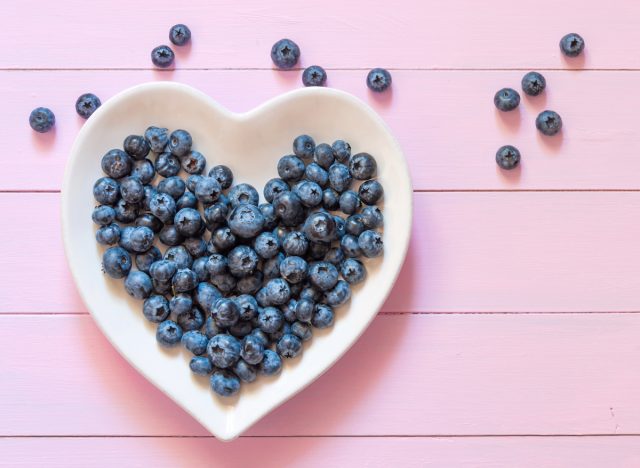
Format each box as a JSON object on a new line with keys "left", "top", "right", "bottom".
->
{"left": 3, "top": 0, "right": 640, "bottom": 466}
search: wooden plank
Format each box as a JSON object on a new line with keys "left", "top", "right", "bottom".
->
{"left": 2, "top": 313, "right": 640, "bottom": 436}
{"left": 3, "top": 0, "right": 636, "bottom": 70}
{"left": 3, "top": 436, "right": 640, "bottom": 468}
{"left": 7, "top": 69, "right": 640, "bottom": 191}
{"left": 2, "top": 192, "right": 640, "bottom": 314}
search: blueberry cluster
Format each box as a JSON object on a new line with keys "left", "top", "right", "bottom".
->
{"left": 92, "top": 129, "right": 384, "bottom": 397}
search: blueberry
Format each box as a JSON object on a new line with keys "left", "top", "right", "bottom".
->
{"left": 128, "top": 229, "right": 155, "bottom": 255}
{"left": 190, "top": 356, "right": 213, "bottom": 375}
{"left": 123, "top": 134, "right": 150, "bottom": 160}
{"left": 305, "top": 162, "right": 328, "bottom": 187}
{"left": 151, "top": 45, "right": 175, "bottom": 68}
{"left": 293, "top": 134, "right": 315, "bottom": 159}
{"left": 259, "top": 202, "right": 278, "bottom": 230}
{"left": 560, "top": 33, "right": 585, "bottom": 57}
{"left": 358, "top": 230, "right": 384, "bottom": 258}
{"left": 279, "top": 256, "right": 308, "bottom": 284}
{"left": 145, "top": 126, "right": 169, "bottom": 153}
{"left": 341, "top": 258, "right": 366, "bottom": 284}
{"left": 277, "top": 334, "right": 302, "bottom": 358}
{"left": 210, "top": 370, "right": 240, "bottom": 397}
{"left": 120, "top": 177, "right": 145, "bottom": 203}
{"left": 270, "top": 38, "right": 300, "bottom": 69}
{"left": 172, "top": 268, "right": 198, "bottom": 292}
{"left": 143, "top": 295, "right": 170, "bottom": 323}
{"left": 141, "top": 185, "right": 157, "bottom": 211}
{"left": 282, "top": 231, "right": 309, "bottom": 256}
{"left": 237, "top": 271, "right": 264, "bottom": 295}
{"left": 359, "top": 179, "right": 384, "bottom": 205}
{"left": 155, "top": 152, "right": 181, "bottom": 178}
{"left": 259, "top": 349, "right": 282, "bottom": 375}
{"left": 203, "top": 202, "right": 228, "bottom": 232}
{"left": 176, "top": 191, "right": 198, "bottom": 211}
{"left": 96, "top": 223, "right": 121, "bottom": 245}
{"left": 332, "top": 140, "right": 351, "bottom": 163}
{"left": 186, "top": 174, "right": 203, "bottom": 193}
{"left": 300, "top": 285, "right": 322, "bottom": 302}
{"left": 233, "top": 359, "right": 257, "bottom": 383}
{"left": 164, "top": 246, "right": 193, "bottom": 269}
{"left": 156, "top": 320, "right": 183, "bottom": 347}
{"left": 291, "top": 321, "right": 312, "bottom": 342}
{"left": 149, "top": 191, "right": 176, "bottom": 224}
{"left": 192, "top": 257, "right": 210, "bottom": 282}
{"left": 273, "top": 192, "right": 305, "bottom": 227}
{"left": 92, "top": 205, "right": 116, "bottom": 226}
{"left": 263, "top": 178, "right": 290, "bottom": 203}
{"left": 349, "top": 153, "right": 377, "bottom": 180}
{"left": 114, "top": 199, "right": 139, "bottom": 223}
{"left": 207, "top": 334, "right": 242, "bottom": 369}
{"left": 254, "top": 232, "right": 280, "bottom": 259}
{"left": 302, "top": 65, "right": 327, "bottom": 87}
{"left": 93, "top": 177, "right": 120, "bottom": 205}
{"left": 205, "top": 253, "right": 228, "bottom": 276}
{"left": 264, "top": 278, "right": 291, "bottom": 305}
{"left": 102, "top": 246, "right": 131, "bottom": 278}
{"left": 167, "top": 129, "right": 192, "bottom": 157}
{"left": 102, "top": 149, "right": 132, "bottom": 179}
{"left": 361, "top": 206, "right": 383, "bottom": 229}
{"left": 29, "top": 107, "right": 55, "bottom": 133}
{"left": 149, "top": 259, "right": 177, "bottom": 281}
{"left": 240, "top": 334, "right": 265, "bottom": 365}
{"left": 521, "top": 71, "right": 546, "bottom": 97}
{"left": 227, "top": 245, "right": 259, "bottom": 277}
{"left": 210, "top": 273, "right": 237, "bottom": 294}
{"left": 294, "top": 298, "right": 314, "bottom": 323}
{"left": 194, "top": 282, "right": 221, "bottom": 312}
{"left": 495, "top": 145, "right": 521, "bottom": 170}
{"left": 278, "top": 155, "right": 305, "bottom": 181}
{"left": 228, "top": 183, "right": 259, "bottom": 207}
{"left": 135, "top": 246, "right": 161, "bottom": 272}
{"left": 184, "top": 237, "right": 207, "bottom": 258}
{"left": 159, "top": 225, "right": 184, "bottom": 246}
{"left": 494, "top": 88, "right": 520, "bottom": 112}
{"left": 258, "top": 306, "right": 284, "bottom": 333}
{"left": 230, "top": 322, "right": 253, "bottom": 341}
{"left": 304, "top": 211, "right": 336, "bottom": 242}
{"left": 324, "top": 247, "right": 345, "bottom": 266}
{"left": 131, "top": 159, "right": 155, "bottom": 184}
{"left": 73, "top": 93, "right": 102, "bottom": 121}
{"left": 308, "top": 261, "right": 339, "bottom": 291}
{"left": 124, "top": 271, "right": 153, "bottom": 299}
{"left": 308, "top": 241, "right": 330, "bottom": 260}
{"left": 322, "top": 188, "right": 340, "bottom": 210}
{"left": 177, "top": 307, "right": 205, "bottom": 331}
{"left": 211, "top": 227, "right": 236, "bottom": 252}
{"left": 366, "top": 68, "right": 392, "bottom": 92}
{"left": 182, "top": 330, "right": 208, "bottom": 355}
{"left": 118, "top": 226, "right": 136, "bottom": 252}
{"left": 203, "top": 317, "right": 220, "bottom": 339}
{"left": 325, "top": 280, "right": 351, "bottom": 307}
{"left": 261, "top": 252, "right": 283, "bottom": 281}
{"left": 536, "top": 110, "right": 562, "bottom": 136}
{"left": 174, "top": 208, "right": 202, "bottom": 237}
{"left": 236, "top": 295, "right": 259, "bottom": 321}
{"left": 169, "top": 292, "right": 193, "bottom": 316}
{"left": 158, "top": 176, "right": 186, "bottom": 200}
{"left": 294, "top": 180, "right": 323, "bottom": 207}
{"left": 328, "top": 163, "right": 352, "bottom": 192}
{"left": 339, "top": 190, "right": 361, "bottom": 215}
{"left": 312, "top": 304, "right": 334, "bottom": 328}
{"left": 208, "top": 165, "right": 233, "bottom": 189}
{"left": 178, "top": 151, "right": 204, "bottom": 175}
{"left": 169, "top": 23, "right": 191, "bottom": 46}
{"left": 228, "top": 204, "right": 265, "bottom": 238}
{"left": 281, "top": 299, "right": 298, "bottom": 323}
{"left": 333, "top": 215, "right": 346, "bottom": 240}
{"left": 312, "top": 144, "right": 334, "bottom": 170}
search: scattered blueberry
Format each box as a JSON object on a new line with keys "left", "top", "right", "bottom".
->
{"left": 169, "top": 24, "right": 191, "bottom": 46}
{"left": 536, "top": 110, "right": 563, "bottom": 136}
{"left": 293, "top": 135, "right": 315, "bottom": 160}
{"left": 151, "top": 45, "right": 175, "bottom": 68}
{"left": 494, "top": 88, "right": 520, "bottom": 112}
{"left": 302, "top": 65, "right": 327, "bottom": 87}
{"left": 560, "top": 33, "right": 585, "bottom": 57}
{"left": 366, "top": 68, "right": 392, "bottom": 93}
{"left": 156, "top": 320, "right": 183, "bottom": 347}
{"left": 270, "top": 38, "right": 300, "bottom": 69}
{"left": 495, "top": 145, "right": 521, "bottom": 170}
{"left": 29, "top": 107, "right": 55, "bottom": 133}
{"left": 521, "top": 72, "right": 546, "bottom": 97}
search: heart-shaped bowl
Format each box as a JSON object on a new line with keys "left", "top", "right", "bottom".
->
{"left": 61, "top": 82, "right": 412, "bottom": 440}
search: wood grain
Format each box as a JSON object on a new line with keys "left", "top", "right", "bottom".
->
{"left": 2, "top": 314, "right": 640, "bottom": 437}
{"left": 3, "top": 436, "right": 640, "bottom": 468}
{"left": 3, "top": 192, "right": 640, "bottom": 314}
{"left": 7, "top": 70, "right": 640, "bottom": 191}
{"left": 2, "top": 0, "right": 635, "bottom": 70}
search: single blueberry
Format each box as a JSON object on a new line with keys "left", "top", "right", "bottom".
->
{"left": 101, "top": 149, "right": 132, "bottom": 179}
{"left": 186, "top": 174, "right": 204, "bottom": 193}
{"left": 494, "top": 88, "right": 520, "bottom": 112}
{"left": 172, "top": 268, "right": 198, "bottom": 292}
{"left": 120, "top": 177, "right": 145, "bottom": 203}
{"left": 194, "top": 282, "right": 221, "bottom": 313}
{"left": 167, "top": 129, "right": 192, "bottom": 157}
{"left": 151, "top": 45, "right": 175, "bottom": 68}
{"left": 358, "top": 230, "right": 384, "bottom": 258}
{"left": 159, "top": 225, "right": 185, "bottom": 246}
{"left": 240, "top": 335, "right": 265, "bottom": 365}
{"left": 169, "top": 23, "right": 191, "bottom": 46}
{"left": 291, "top": 321, "right": 312, "bottom": 342}
{"left": 263, "top": 252, "right": 284, "bottom": 280}
{"left": 131, "top": 158, "right": 155, "bottom": 184}
{"left": 339, "top": 190, "right": 361, "bottom": 215}
{"left": 156, "top": 320, "right": 183, "bottom": 347}
{"left": 192, "top": 257, "right": 210, "bottom": 282}
{"left": 345, "top": 214, "right": 366, "bottom": 237}
{"left": 158, "top": 176, "right": 186, "bottom": 200}
{"left": 227, "top": 245, "right": 259, "bottom": 277}
{"left": 312, "top": 304, "right": 334, "bottom": 328}
{"left": 190, "top": 356, "right": 213, "bottom": 375}
{"left": 254, "top": 232, "right": 280, "bottom": 259}
{"left": 359, "top": 179, "right": 384, "bottom": 205}
{"left": 279, "top": 256, "right": 308, "bottom": 284}
{"left": 174, "top": 208, "right": 202, "bottom": 237}
{"left": 294, "top": 180, "right": 323, "bottom": 207}
{"left": 521, "top": 71, "right": 546, "bottom": 97}
{"left": 211, "top": 227, "right": 237, "bottom": 252}
{"left": 207, "top": 334, "right": 242, "bottom": 369}
{"left": 536, "top": 110, "right": 562, "bottom": 136}
{"left": 210, "top": 371, "right": 240, "bottom": 397}
{"left": 183, "top": 237, "right": 207, "bottom": 258}
{"left": 263, "top": 178, "right": 290, "bottom": 203}
{"left": 205, "top": 253, "right": 228, "bottom": 276}
{"left": 314, "top": 143, "right": 335, "bottom": 170}
{"left": 295, "top": 298, "right": 315, "bottom": 323}
{"left": 228, "top": 183, "right": 260, "bottom": 207}
{"left": 281, "top": 299, "right": 298, "bottom": 323}
{"left": 282, "top": 231, "right": 309, "bottom": 256}
{"left": 114, "top": 199, "right": 139, "bottom": 224}
{"left": 341, "top": 258, "right": 366, "bottom": 285}
{"left": 149, "top": 259, "right": 177, "bottom": 282}
{"left": 102, "top": 246, "right": 132, "bottom": 278}
{"left": 143, "top": 295, "right": 170, "bottom": 323}
{"left": 361, "top": 206, "right": 384, "bottom": 229}
{"left": 325, "top": 279, "right": 352, "bottom": 307}
{"left": 349, "top": 153, "right": 377, "bottom": 180}
{"left": 328, "top": 163, "right": 353, "bottom": 192}
{"left": 210, "top": 272, "right": 237, "bottom": 294}
{"left": 324, "top": 247, "right": 345, "bottom": 266}
{"left": 29, "top": 107, "right": 55, "bottom": 133}
{"left": 366, "top": 68, "right": 392, "bottom": 92}
{"left": 93, "top": 177, "right": 120, "bottom": 205}
{"left": 124, "top": 271, "right": 153, "bottom": 299}
{"left": 236, "top": 294, "right": 259, "bottom": 321}
{"left": 259, "top": 202, "right": 278, "bottom": 230}
{"left": 96, "top": 223, "right": 121, "bottom": 245}
{"left": 155, "top": 152, "right": 181, "bottom": 177}
{"left": 277, "top": 334, "right": 303, "bottom": 358}
{"left": 304, "top": 211, "right": 336, "bottom": 242}
{"left": 277, "top": 155, "right": 305, "bottom": 181}
{"left": 92, "top": 205, "right": 116, "bottom": 226}
{"left": 333, "top": 215, "right": 346, "bottom": 240}
{"left": 75, "top": 93, "right": 101, "bottom": 119}
{"left": 322, "top": 188, "right": 340, "bottom": 210}
{"left": 560, "top": 33, "right": 585, "bottom": 57}
{"left": 270, "top": 38, "right": 300, "bottom": 69}
{"left": 293, "top": 134, "right": 315, "bottom": 159}
{"left": 144, "top": 126, "right": 169, "bottom": 153}
{"left": 228, "top": 204, "right": 265, "bottom": 239}
{"left": 176, "top": 191, "right": 198, "bottom": 211}
{"left": 308, "top": 261, "right": 339, "bottom": 291}
{"left": 170, "top": 292, "right": 193, "bottom": 317}
{"left": 164, "top": 245, "right": 193, "bottom": 269}
{"left": 233, "top": 359, "right": 257, "bottom": 383}
{"left": 332, "top": 140, "right": 351, "bottom": 163}
{"left": 180, "top": 150, "right": 206, "bottom": 175}
{"left": 264, "top": 278, "right": 291, "bottom": 305}
{"left": 203, "top": 316, "right": 220, "bottom": 339}
{"left": 123, "top": 134, "right": 150, "bottom": 160}
{"left": 237, "top": 270, "right": 264, "bottom": 295}
{"left": 118, "top": 226, "right": 136, "bottom": 252}
{"left": 259, "top": 349, "right": 282, "bottom": 375}
{"left": 208, "top": 165, "right": 234, "bottom": 189}
{"left": 177, "top": 307, "right": 205, "bottom": 331}
{"left": 182, "top": 330, "right": 209, "bottom": 355}
{"left": 258, "top": 306, "right": 284, "bottom": 333}
{"left": 135, "top": 245, "right": 162, "bottom": 272}
{"left": 302, "top": 65, "right": 327, "bottom": 87}
{"left": 273, "top": 191, "right": 305, "bottom": 227}
{"left": 305, "top": 162, "right": 329, "bottom": 187}
{"left": 149, "top": 191, "right": 177, "bottom": 224}
{"left": 203, "top": 202, "right": 229, "bottom": 232}
{"left": 496, "top": 145, "right": 521, "bottom": 170}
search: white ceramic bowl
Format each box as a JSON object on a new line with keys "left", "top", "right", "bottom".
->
{"left": 62, "top": 82, "right": 412, "bottom": 440}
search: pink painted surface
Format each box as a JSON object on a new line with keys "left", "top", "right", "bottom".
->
{"left": 3, "top": 0, "right": 640, "bottom": 465}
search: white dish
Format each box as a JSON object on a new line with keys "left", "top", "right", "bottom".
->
{"left": 61, "top": 82, "right": 412, "bottom": 440}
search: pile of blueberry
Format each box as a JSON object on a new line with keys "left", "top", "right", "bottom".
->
{"left": 92, "top": 129, "right": 384, "bottom": 397}
{"left": 493, "top": 33, "right": 585, "bottom": 170}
